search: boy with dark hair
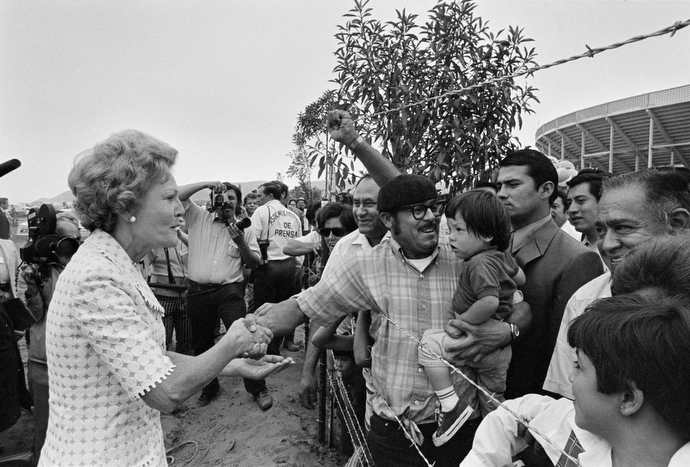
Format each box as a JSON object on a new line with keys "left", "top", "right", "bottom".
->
{"left": 419, "top": 190, "right": 525, "bottom": 446}
{"left": 462, "top": 294, "right": 690, "bottom": 466}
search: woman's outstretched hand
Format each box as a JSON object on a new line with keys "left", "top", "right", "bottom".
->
{"left": 221, "top": 355, "right": 295, "bottom": 379}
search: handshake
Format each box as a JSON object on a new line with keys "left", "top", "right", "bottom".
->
{"left": 228, "top": 314, "right": 273, "bottom": 359}
{"left": 221, "top": 314, "right": 294, "bottom": 380}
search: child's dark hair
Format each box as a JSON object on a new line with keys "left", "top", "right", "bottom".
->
{"left": 445, "top": 190, "right": 512, "bottom": 251}
{"left": 568, "top": 294, "right": 690, "bottom": 441}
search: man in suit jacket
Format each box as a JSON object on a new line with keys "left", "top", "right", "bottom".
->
{"left": 494, "top": 150, "right": 603, "bottom": 398}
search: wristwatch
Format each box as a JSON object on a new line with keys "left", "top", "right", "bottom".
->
{"left": 507, "top": 321, "right": 520, "bottom": 342}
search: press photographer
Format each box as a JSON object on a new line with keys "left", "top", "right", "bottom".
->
{"left": 177, "top": 181, "right": 267, "bottom": 409}
{"left": 17, "top": 206, "right": 81, "bottom": 464}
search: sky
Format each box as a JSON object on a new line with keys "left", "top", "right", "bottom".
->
{"left": 1, "top": 0, "right": 688, "bottom": 203}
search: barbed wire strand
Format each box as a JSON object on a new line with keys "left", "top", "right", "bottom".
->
{"left": 325, "top": 351, "right": 375, "bottom": 467}
{"left": 349, "top": 19, "right": 690, "bottom": 125}
{"left": 378, "top": 312, "right": 582, "bottom": 467}
{"left": 378, "top": 397, "right": 436, "bottom": 467}
{"left": 333, "top": 373, "right": 375, "bottom": 467}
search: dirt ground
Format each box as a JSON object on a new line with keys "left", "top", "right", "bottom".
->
{"left": 0, "top": 327, "right": 347, "bottom": 467}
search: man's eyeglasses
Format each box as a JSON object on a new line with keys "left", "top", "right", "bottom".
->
{"left": 397, "top": 199, "right": 445, "bottom": 220}
{"left": 320, "top": 227, "right": 348, "bottom": 237}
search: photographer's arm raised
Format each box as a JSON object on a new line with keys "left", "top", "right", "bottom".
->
{"left": 177, "top": 181, "right": 224, "bottom": 206}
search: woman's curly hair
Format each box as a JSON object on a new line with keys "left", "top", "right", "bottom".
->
{"left": 68, "top": 130, "right": 178, "bottom": 233}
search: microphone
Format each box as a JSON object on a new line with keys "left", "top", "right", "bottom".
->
{"left": 0, "top": 159, "right": 21, "bottom": 178}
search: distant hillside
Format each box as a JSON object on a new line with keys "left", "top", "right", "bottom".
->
{"left": 34, "top": 180, "right": 327, "bottom": 206}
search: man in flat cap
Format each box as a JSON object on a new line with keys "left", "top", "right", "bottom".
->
{"left": 259, "top": 174, "right": 497, "bottom": 466}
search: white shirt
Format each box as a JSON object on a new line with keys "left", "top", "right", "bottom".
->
{"left": 560, "top": 220, "right": 581, "bottom": 241}
{"left": 251, "top": 199, "right": 301, "bottom": 261}
{"left": 461, "top": 394, "right": 690, "bottom": 467}
{"left": 184, "top": 201, "right": 260, "bottom": 284}
{"left": 543, "top": 272, "right": 611, "bottom": 399}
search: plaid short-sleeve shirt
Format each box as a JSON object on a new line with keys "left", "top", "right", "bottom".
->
{"left": 297, "top": 236, "right": 464, "bottom": 425}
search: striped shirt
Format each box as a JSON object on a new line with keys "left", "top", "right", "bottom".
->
{"left": 297, "top": 236, "right": 464, "bottom": 425}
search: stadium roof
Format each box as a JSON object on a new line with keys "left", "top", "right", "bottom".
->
{"left": 534, "top": 84, "right": 690, "bottom": 173}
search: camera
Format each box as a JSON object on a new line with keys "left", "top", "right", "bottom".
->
{"left": 209, "top": 186, "right": 231, "bottom": 211}
{"left": 20, "top": 204, "right": 80, "bottom": 265}
{"left": 232, "top": 217, "right": 252, "bottom": 231}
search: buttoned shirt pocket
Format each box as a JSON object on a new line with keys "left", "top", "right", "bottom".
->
{"left": 227, "top": 241, "right": 241, "bottom": 258}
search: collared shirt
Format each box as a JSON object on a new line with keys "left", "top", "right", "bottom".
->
{"left": 511, "top": 215, "right": 553, "bottom": 254}
{"left": 461, "top": 394, "right": 690, "bottom": 467}
{"left": 560, "top": 220, "right": 581, "bottom": 241}
{"left": 184, "top": 201, "right": 260, "bottom": 284}
{"left": 251, "top": 199, "right": 301, "bottom": 261}
{"left": 543, "top": 272, "right": 611, "bottom": 399}
{"left": 296, "top": 235, "right": 463, "bottom": 425}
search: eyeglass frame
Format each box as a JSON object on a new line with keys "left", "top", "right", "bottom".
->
{"left": 394, "top": 199, "right": 446, "bottom": 220}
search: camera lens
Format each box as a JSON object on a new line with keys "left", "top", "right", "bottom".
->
{"left": 55, "top": 237, "right": 80, "bottom": 258}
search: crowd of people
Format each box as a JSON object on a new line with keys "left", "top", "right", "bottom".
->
{"left": 0, "top": 108, "right": 689, "bottom": 467}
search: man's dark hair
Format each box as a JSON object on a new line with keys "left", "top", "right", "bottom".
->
{"left": 554, "top": 188, "right": 568, "bottom": 213}
{"left": 499, "top": 149, "right": 558, "bottom": 203}
{"left": 222, "top": 182, "right": 242, "bottom": 203}
{"left": 602, "top": 170, "right": 690, "bottom": 223}
{"left": 259, "top": 182, "right": 282, "bottom": 200}
{"left": 445, "top": 190, "right": 512, "bottom": 251}
{"left": 611, "top": 235, "right": 690, "bottom": 299}
{"left": 566, "top": 167, "right": 612, "bottom": 201}
{"left": 272, "top": 180, "right": 290, "bottom": 197}
{"left": 473, "top": 180, "right": 498, "bottom": 193}
{"left": 316, "top": 202, "right": 358, "bottom": 234}
{"left": 568, "top": 294, "right": 690, "bottom": 441}
{"left": 305, "top": 201, "right": 322, "bottom": 225}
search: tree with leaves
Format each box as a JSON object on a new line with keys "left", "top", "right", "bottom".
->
{"left": 296, "top": 0, "right": 538, "bottom": 195}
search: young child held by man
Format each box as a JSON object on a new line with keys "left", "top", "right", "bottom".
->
{"left": 418, "top": 189, "right": 525, "bottom": 447}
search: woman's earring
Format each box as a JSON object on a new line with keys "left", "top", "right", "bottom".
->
{"left": 129, "top": 216, "right": 136, "bottom": 223}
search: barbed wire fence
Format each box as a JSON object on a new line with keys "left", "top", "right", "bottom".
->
{"left": 347, "top": 19, "right": 689, "bottom": 126}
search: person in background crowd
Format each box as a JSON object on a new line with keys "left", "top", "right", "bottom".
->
{"left": 544, "top": 169, "right": 690, "bottom": 399}
{"left": 490, "top": 149, "right": 603, "bottom": 398}
{"left": 551, "top": 188, "right": 580, "bottom": 240}
{"left": 39, "top": 130, "right": 289, "bottom": 467}
{"left": 243, "top": 192, "right": 260, "bottom": 218}
{"left": 250, "top": 181, "right": 302, "bottom": 405}
{"left": 0, "top": 200, "right": 30, "bottom": 453}
{"left": 297, "top": 197, "right": 307, "bottom": 212}
{"left": 270, "top": 181, "right": 303, "bottom": 352}
{"left": 566, "top": 167, "right": 612, "bottom": 252}
{"left": 145, "top": 217, "right": 193, "bottom": 356}
{"left": 0, "top": 198, "right": 10, "bottom": 239}
{"left": 17, "top": 211, "right": 80, "bottom": 465}
{"left": 178, "top": 180, "right": 265, "bottom": 409}
{"left": 288, "top": 199, "right": 297, "bottom": 209}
